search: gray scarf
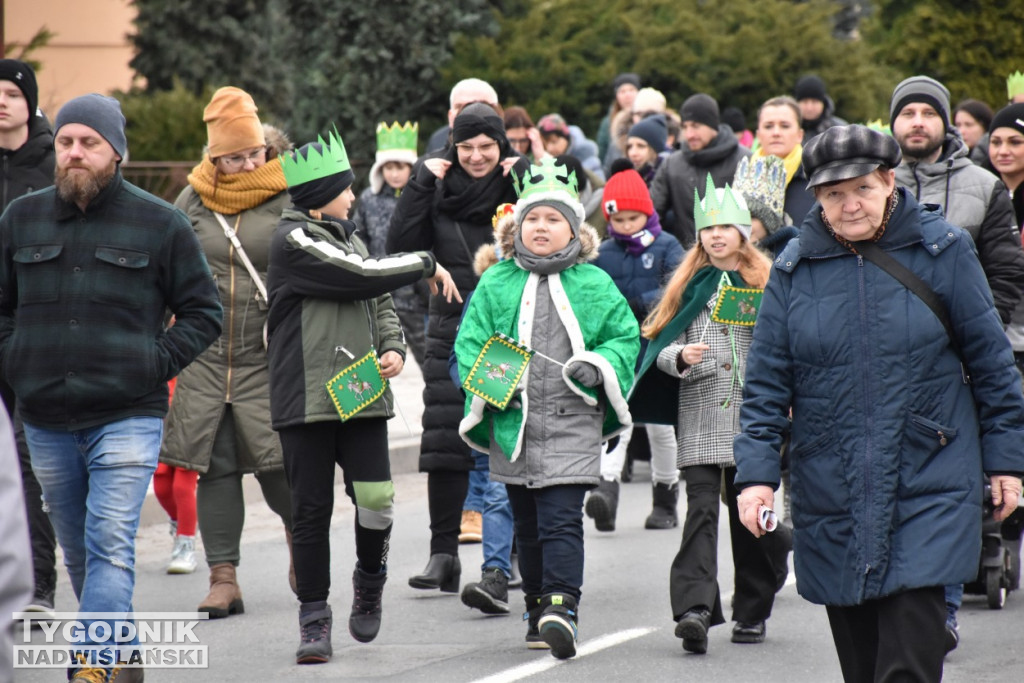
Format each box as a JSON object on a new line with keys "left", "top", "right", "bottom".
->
{"left": 512, "top": 231, "right": 582, "bottom": 275}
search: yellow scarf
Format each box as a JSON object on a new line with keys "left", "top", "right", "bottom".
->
{"left": 755, "top": 143, "right": 803, "bottom": 187}
{"left": 187, "top": 157, "right": 288, "bottom": 214}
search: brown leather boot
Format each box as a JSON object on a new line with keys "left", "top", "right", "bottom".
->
{"left": 286, "top": 527, "right": 298, "bottom": 595}
{"left": 198, "top": 563, "right": 244, "bottom": 618}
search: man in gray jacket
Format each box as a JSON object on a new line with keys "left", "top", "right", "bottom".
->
{"left": 892, "top": 75, "right": 1024, "bottom": 324}
{"left": 891, "top": 74, "right": 1024, "bottom": 654}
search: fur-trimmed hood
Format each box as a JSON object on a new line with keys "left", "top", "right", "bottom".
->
{"left": 472, "top": 213, "right": 602, "bottom": 277}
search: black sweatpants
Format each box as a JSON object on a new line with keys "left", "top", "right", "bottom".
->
{"left": 279, "top": 418, "right": 393, "bottom": 604}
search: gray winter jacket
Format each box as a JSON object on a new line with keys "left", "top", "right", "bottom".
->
{"left": 895, "top": 134, "right": 1024, "bottom": 324}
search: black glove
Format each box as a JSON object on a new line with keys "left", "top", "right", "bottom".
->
{"left": 568, "top": 361, "right": 602, "bottom": 388}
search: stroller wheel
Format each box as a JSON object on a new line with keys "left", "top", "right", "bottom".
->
{"left": 986, "top": 566, "right": 1006, "bottom": 609}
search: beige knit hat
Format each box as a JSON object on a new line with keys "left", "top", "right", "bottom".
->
{"left": 204, "top": 87, "right": 265, "bottom": 158}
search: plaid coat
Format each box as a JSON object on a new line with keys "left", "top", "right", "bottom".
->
{"left": 0, "top": 171, "right": 222, "bottom": 430}
{"left": 656, "top": 293, "right": 752, "bottom": 469}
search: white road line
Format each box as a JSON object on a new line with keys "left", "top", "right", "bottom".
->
{"left": 469, "top": 627, "right": 658, "bottom": 683}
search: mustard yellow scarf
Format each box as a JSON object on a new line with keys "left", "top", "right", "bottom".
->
{"left": 755, "top": 143, "right": 803, "bottom": 187}
{"left": 187, "top": 157, "right": 288, "bottom": 214}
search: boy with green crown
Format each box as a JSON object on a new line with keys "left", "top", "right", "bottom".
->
{"left": 455, "top": 156, "right": 639, "bottom": 659}
{"left": 266, "top": 126, "right": 460, "bottom": 664}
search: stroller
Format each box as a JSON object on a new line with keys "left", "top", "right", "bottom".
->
{"left": 963, "top": 483, "right": 1024, "bottom": 608}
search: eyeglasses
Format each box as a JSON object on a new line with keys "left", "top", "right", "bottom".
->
{"left": 455, "top": 141, "right": 498, "bottom": 156}
{"left": 220, "top": 147, "right": 266, "bottom": 168}
{"left": 508, "top": 137, "right": 530, "bottom": 148}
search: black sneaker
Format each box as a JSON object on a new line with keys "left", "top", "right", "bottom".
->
{"left": 461, "top": 567, "right": 509, "bottom": 614}
{"left": 944, "top": 619, "right": 959, "bottom": 655}
{"left": 538, "top": 594, "right": 578, "bottom": 659}
{"left": 675, "top": 607, "right": 711, "bottom": 654}
{"left": 523, "top": 595, "right": 549, "bottom": 650}
{"left": 349, "top": 564, "right": 387, "bottom": 643}
{"left": 296, "top": 602, "right": 333, "bottom": 664}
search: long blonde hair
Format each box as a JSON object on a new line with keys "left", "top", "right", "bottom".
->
{"left": 642, "top": 235, "right": 772, "bottom": 340}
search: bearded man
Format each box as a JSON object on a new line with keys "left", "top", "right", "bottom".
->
{"left": 0, "top": 93, "right": 222, "bottom": 682}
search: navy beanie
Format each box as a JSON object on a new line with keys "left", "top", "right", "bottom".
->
{"left": 628, "top": 114, "right": 667, "bottom": 153}
{"left": 0, "top": 59, "right": 38, "bottom": 119}
{"left": 55, "top": 94, "right": 128, "bottom": 160}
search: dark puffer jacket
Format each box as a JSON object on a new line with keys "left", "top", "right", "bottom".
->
{"left": 1, "top": 111, "right": 54, "bottom": 213}
{"left": 734, "top": 189, "right": 1024, "bottom": 606}
{"left": 387, "top": 164, "right": 520, "bottom": 472}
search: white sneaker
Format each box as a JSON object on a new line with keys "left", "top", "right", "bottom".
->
{"left": 167, "top": 535, "right": 197, "bottom": 574}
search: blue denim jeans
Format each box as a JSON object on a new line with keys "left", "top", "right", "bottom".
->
{"left": 24, "top": 416, "right": 162, "bottom": 649}
{"left": 474, "top": 450, "right": 514, "bottom": 575}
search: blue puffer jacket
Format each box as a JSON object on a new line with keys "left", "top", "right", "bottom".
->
{"left": 734, "top": 188, "right": 1024, "bottom": 607}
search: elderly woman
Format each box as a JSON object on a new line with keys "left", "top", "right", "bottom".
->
{"left": 753, "top": 96, "right": 815, "bottom": 226}
{"left": 734, "top": 125, "right": 1024, "bottom": 682}
{"left": 387, "top": 103, "right": 526, "bottom": 594}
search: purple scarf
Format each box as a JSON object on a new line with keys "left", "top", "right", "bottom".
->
{"left": 607, "top": 211, "right": 663, "bottom": 255}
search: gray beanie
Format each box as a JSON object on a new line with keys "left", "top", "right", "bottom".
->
{"left": 55, "top": 94, "right": 128, "bottom": 160}
{"left": 890, "top": 76, "right": 951, "bottom": 133}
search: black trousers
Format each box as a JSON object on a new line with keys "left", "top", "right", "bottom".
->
{"left": 669, "top": 464, "right": 782, "bottom": 625}
{"left": 279, "top": 418, "right": 392, "bottom": 604}
{"left": 826, "top": 586, "right": 945, "bottom": 683}
{"left": 428, "top": 470, "right": 469, "bottom": 556}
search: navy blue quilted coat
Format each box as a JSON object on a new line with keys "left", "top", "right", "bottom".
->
{"left": 734, "top": 189, "right": 1024, "bottom": 606}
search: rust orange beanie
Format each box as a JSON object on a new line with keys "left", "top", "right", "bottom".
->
{"left": 204, "top": 86, "right": 265, "bottom": 158}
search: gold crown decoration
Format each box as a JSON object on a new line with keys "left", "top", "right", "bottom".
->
{"left": 280, "top": 125, "right": 351, "bottom": 188}
{"left": 511, "top": 157, "right": 579, "bottom": 200}
{"left": 1008, "top": 71, "right": 1024, "bottom": 101}
{"left": 376, "top": 121, "right": 418, "bottom": 153}
{"left": 693, "top": 174, "right": 751, "bottom": 231}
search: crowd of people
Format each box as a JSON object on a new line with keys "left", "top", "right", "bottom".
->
{"left": 1, "top": 58, "right": 1024, "bottom": 682}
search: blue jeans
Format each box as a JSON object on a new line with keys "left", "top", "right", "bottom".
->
{"left": 474, "top": 450, "right": 514, "bottom": 575}
{"left": 25, "top": 416, "right": 162, "bottom": 650}
{"left": 464, "top": 467, "right": 487, "bottom": 511}
{"left": 506, "top": 483, "right": 588, "bottom": 600}
{"left": 944, "top": 583, "right": 962, "bottom": 624}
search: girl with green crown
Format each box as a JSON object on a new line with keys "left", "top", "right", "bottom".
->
{"left": 629, "top": 175, "right": 790, "bottom": 655}
{"left": 266, "top": 126, "right": 459, "bottom": 665}
{"left": 455, "top": 156, "right": 639, "bottom": 660}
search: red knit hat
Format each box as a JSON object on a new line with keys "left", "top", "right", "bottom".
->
{"left": 601, "top": 163, "right": 654, "bottom": 220}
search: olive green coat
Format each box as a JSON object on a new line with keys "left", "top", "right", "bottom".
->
{"left": 159, "top": 188, "right": 288, "bottom": 473}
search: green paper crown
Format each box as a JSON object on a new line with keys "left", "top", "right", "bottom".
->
{"left": 511, "top": 156, "right": 579, "bottom": 200}
{"left": 693, "top": 174, "right": 751, "bottom": 231}
{"left": 376, "top": 121, "right": 418, "bottom": 153}
{"left": 280, "top": 125, "right": 351, "bottom": 188}
{"left": 1008, "top": 71, "right": 1024, "bottom": 100}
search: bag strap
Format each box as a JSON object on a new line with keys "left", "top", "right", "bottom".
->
{"left": 214, "top": 212, "right": 269, "bottom": 350}
{"left": 214, "top": 212, "right": 269, "bottom": 303}
{"left": 855, "top": 240, "right": 969, "bottom": 383}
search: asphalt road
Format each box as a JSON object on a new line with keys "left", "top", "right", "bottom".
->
{"left": 12, "top": 460, "right": 1021, "bottom": 682}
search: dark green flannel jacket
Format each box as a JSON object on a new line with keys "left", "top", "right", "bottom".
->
{"left": 0, "top": 171, "right": 222, "bottom": 430}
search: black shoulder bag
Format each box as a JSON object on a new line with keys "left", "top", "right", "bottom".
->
{"left": 855, "top": 240, "right": 970, "bottom": 384}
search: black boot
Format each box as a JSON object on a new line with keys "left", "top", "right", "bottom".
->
{"left": 349, "top": 563, "right": 387, "bottom": 643}
{"left": 584, "top": 479, "right": 619, "bottom": 532}
{"left": 675, "top": 606, "right": 711, "bottom": 654}
{"left": 408, "top": 553, "right": 461, "bottom": 592}
{"left": 523, "top": 594, "right": 548, "bottom": 650}
{"left": 296, "top": 601, "right": 332, "bottom": 664}
{"left": 538, "top": 593, "right": 579, "bottom": 659}
{"left": 644, "top": 482, "right": 679, "bottom": 529}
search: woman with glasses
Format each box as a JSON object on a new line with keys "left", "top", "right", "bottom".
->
{"left": 504, "top": 106, "right": 543, "bottom": 162}
{"left": 388, "top": 102, "right": 527, "bottom": 595}
{"left": 160, "top": 86, "right": 296, "bottom": 619}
